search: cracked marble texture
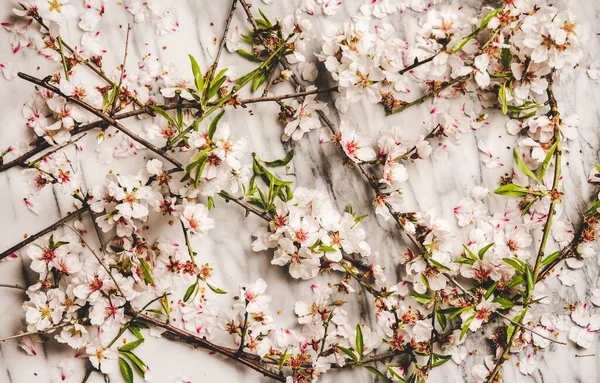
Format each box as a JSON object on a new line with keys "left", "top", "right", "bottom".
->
{"left": 1, "top": 0, "right": 600, "bottom": 382}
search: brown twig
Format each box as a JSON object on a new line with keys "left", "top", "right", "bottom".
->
{"left": 18, "top": 72, "right": 184, "bottom": 169}
{"left": 208, "top": 0, "right": 238, "bottom": 82}
{"left": 131, "top": 310, "right": 286, "bottom": 382}
{"left": 0, "top": 206, "right": 88, "bottom": 260}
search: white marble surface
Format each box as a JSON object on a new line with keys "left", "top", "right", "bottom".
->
{"left": 1, "top": 0, "right": 600, "bottom": 382}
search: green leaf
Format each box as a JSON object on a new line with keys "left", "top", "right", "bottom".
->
{"left": 460, "top": 313, "right": 476, "bottom": 340}
{"left": 207, "top": 75, "right": 227, "bottom": 100}
{"left": 431, "top": 353, "right": 453, "bottom": 368}
{"left": 499, "top": 83, "right": 508, "bottom": 115}
{"left": 252, "top": 70, "right": 267, "bottom": 92}
{"left": 189, "top": 55, "right": 204, "bottom": 91}
{"left": 364, "top": 366, "right": 385, "bottom": 378}
{"left": 478, "top": 243, "right": 494, "bottom": 259}
{"left": 484, "top": 281, "right": 497, "bottom": 300}
{"left": 208, "top": 110, "right": 225, "bottom": 140}
{"left": 462, "top": 244, "right": 477, "bottom": 260}
{"left": 503, "top": 257, "right": 526, "bottom": 273}
{"left": 437, "top": 311, "right": 447, "bottom": 331}
{"left": 493, "top": 297, "right": 515, "bottom": 309}
{"left": 455, "top": 257, "right": 476, "bottom": 265}
{"left": 336, "top": 345, "right": 358, "bottom": 362}
{"left": 410, "top": 293, "right": 432, "bottom": 305}
{"left": 448, "top": 305, "right": 474, "bottom": 320}
{"left": 513, "top": 149, "right": 539, "bottom": 183}
{"left": 355, "top": 325, "right": 364, "bottom": 359}
{"left": 429, "top": 258, "right": 450, "bottom": 271}
{"left": 122, "top": 351, "right": 147, "bottom": 377}
{"left": 585, "top": 200, "right": 600, "bottom": 216}
{"left": 479, "top": 8, "right": 502, "bottom": 29}
{"left": 501, "top": 48, "right": 513, "bottom": 70}
{"left": 207, "top": 283, "right": 227, "bottom": 294}
{"left": 119, "top": 357, "right": 134, "bottom": 383}
{"left": 118, "top": 339, "right": 144, "bottom": 352}
{"left": 237, "top": 49, "right": 263, "bottom": 62}
{"left": 451, "top": 35, "right": 474, "bottom": 53}
{"left": 494, "top": 183, "right": 538, "bottom": 197}
{"left": 539, "top": 141, "right": 559, "bottom": 181}
{"left": 508, "top": 275, "right": 524, "bottom": 289}
{"left": 149, "top": 105, "right": 177, "bottom": 127}
{"left": 258, "top": 9, "right": 273, "bottom": 27}
{"left": 139, "top": 259, "right": 155, "bottom": 286}
{"left": 525, "top": 264, "right": 535, "bottom": 295}
{"left": 183, "top": 281, "right": 198, "bottom": 302}
{"left": 540, "top": 250, "right": 561, "bottom": 267}
{"left": 263, "top": 150, "right": 294, "bottom": 167}
{"left": 387, "top": 366, "right": 408, "bottom": 382}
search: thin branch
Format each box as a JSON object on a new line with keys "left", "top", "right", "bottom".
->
{"left": 208, "top": 0, "right": 238, "bottom": 82}
{"left": 64, "top": 223, "right": 126, "bottom": 298}
{"left": 109, "top": 24, "right": 132, "bottom": 116}
{"left": 18, "top": 72, "right": 184, "bottom": 169}
{"left": 0, "top": 206, "right": 88, "bottom": 260}
{"left": 0, "top": 322, "right": 70, "bottom": 342}
{"left": 388, "top": 75, "right": 470, "bottom": 115}
{"left": 0, "top": 284, "right": 26, "bottom": 290}
{"left": 129, "top": 310, "right": 286, "bottom": 382}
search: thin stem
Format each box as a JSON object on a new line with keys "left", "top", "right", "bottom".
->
{"left": 208, "top": 0, "right": 238, "bottom": 82}
{"left": 56, "top": 36, "right": 70, "bottom": 81}
{"left": 17, "top": 72, "right": 184, "bottom": 169}
{"left": 109, "top": 24, "right": 132, "bottom": 116}
{"left": 0, "top": 322, "right": 70, "bottom": 342}
{"left": 129, "top": 310, "right": 286, "bottom": 382}
{"left": 0, "top": 284, "right": 26, "bottom": 290}
{"left": 485, "top": 72, "right": 563, "bottom": 383}
{"left": 64, "top": 223, "right": 126, "bottom": 298}
{"left": 389, "top": 75, "right": 469, "bottom": 115}
{"left": 0, "top": 206, "right": 88, "bottom": 260}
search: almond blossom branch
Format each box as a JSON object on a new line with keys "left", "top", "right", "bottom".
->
{"left": 0, "top": 284, "right": 26, "bottom": 290}
{"left": 0, "top": 205, "right": 88, "bottom": 261}
{"left": 128, "top": 310, "right": 287, "bottom": 382}
{"left": 486, "top": 72, "right": 563, "bottom": 383}
{"left": 208, "top": 0, "right": 238, "bottom": 82}
{"left": 17, "top": 72, "right": 184, "bottom": 168}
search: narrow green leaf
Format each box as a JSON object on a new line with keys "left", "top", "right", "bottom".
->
{"left": 503, "top": 257, "right": 526, "bottom": 273}
{"left": 455, "top": 257, "right": 476, "bottom": 265}
{"left": 493, "top": 297, "right": 515, "bottom": 309}
{"left": 410, "top": 293, "right": 432, "bottom": 305}
{"left": 437, "top": 311, "right": 447, "bottom": 331}
{"left": 139, "top": 259, "right": 155, "bottom": 286}
{"left": 119, "top": 357, "right": 134, "bottom": 383}
{"left": 429, "top": 258, "right": 450, "bottom": 271}
{"left": 208, "top": 110, "right": 225, "bottom": 140}
{"left": 460, "top": 313, "right": 476, "bottom": 340}
{"left": 263, "top": 150, "right": 294, "bottom": 167}
{"left": 525, "top": 265, "right": 534, "bottom": 295}
{"left": 462, "top": 244, "right": 477, "bottom": 260}
{"left": 336, "top": 345, "right": 358, "bottom": 362}
{"left": 539, "top": 141, "right": 559, "bottom": 181}
{"left": 183, "top": 281, "right": 198, "bottom": 302}
{"left": 448, "top": 305, "right": 474, "bottom": 320}
{"left": 237, "top": 49, "right": 263, "bottom": 62}
{"left": 499, "top": 83, "right": 508, "bottom": 115}
{"left": 431, "top": 353, "right": 453, "bottom": 368}
{"left": 207, "top": 283, "right": 227, "bottom": 294}
{"left": 118, "top": 339, "right": 144, "bottom": 352}
{"left": 122, "top": 351, "right": 147, "bottom": 377}
{"left": 207, "top": 75, "right": 227, "bottom": 100}
{"left": 484, "top": 281, "right": 497, "bottom": 300}
{"left": 364, "top": 366, "right": 385, "bottom": 378}
{"left": 478, "top": 243, "right": 494, "bottom": 259}
{"left": 513, "top": 149, "right": 539, "bottom": 183}
{"left": 355, "top": 325, "right": 364, "bottom": 359}
{"left": 494, "top": 183, "right": 535, "bottom": 197}
{"left": 189, "top": 55, "right": 204, "bottom": 91}
{"left": 540, "top": 250, "right": 561, "bottom": 267}
{"left": 387, "top": 366, "right": 408, "bottom": 382}
{"left": 479, "top": 8, "right": 502, "bottom": 29}
{"left": 585, "top": 200, "right": 600, "bottom": 216}
{"left": 148, "top": 105, "right": 177, "bottom": 127}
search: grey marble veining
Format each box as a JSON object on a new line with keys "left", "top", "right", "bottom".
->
{"left": 1, "top": 0, "right": 600, "bottom": 382}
